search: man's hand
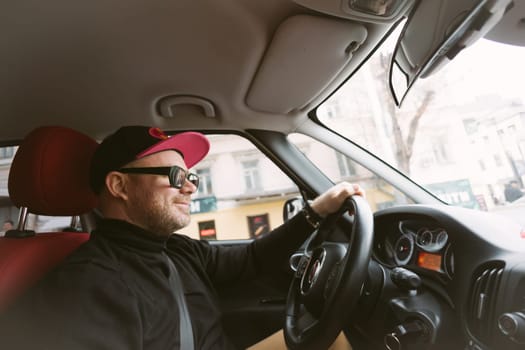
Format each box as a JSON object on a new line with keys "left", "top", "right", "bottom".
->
{"left": 309, "top": 182, "right": 365, "bottom": 218}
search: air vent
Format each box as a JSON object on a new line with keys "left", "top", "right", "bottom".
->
{"left": 467, "top": 263, "right": 504, "bottom": 346}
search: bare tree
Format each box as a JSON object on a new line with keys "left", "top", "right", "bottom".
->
{"left": 378, "top": 53, "right": 435, "bottom": 174}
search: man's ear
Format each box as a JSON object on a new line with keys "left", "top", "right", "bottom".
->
{"left": 105, "top": 171, "right": 129, "bottom": 200}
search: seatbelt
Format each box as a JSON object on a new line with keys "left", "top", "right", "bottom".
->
{"left": 165, "top": 254, "right": 194, "bottom": 350}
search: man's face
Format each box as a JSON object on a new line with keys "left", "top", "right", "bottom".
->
{"left": 122, "top": 150, "right": 196, "bottom": 237}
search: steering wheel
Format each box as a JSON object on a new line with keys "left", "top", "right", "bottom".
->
{"left": 284, "top": 195, "right": 374, "bottom": 350}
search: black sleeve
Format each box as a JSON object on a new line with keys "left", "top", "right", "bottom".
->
{"left": 0, "top": 263, "right": 142, "bottom": 350}
{"left": 191, "top": 210, "right": 314, "bottom": 285}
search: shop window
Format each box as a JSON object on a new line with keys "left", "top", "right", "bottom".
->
{"left": 198, "top": 220, "right": 217, "bottom": 240}
{"left": 247, "top": 214, "right": 270, "bottom": 238}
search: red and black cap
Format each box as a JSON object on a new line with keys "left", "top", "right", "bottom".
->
{"left": 89, "top": 126, "right": 210, "bottom": 193}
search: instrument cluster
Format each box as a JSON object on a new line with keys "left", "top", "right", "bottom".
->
{"left": 374, "top": 219, "right": 455, "bottom": 278}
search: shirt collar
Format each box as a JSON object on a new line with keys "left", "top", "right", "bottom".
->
{"left": 91, "top": 218, "right": 169, "bottom": 252}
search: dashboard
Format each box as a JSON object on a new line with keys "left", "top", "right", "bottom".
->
{"left": 347, "top": 204, "right": 525, "bottom": 350}
{"left": 374, "top": 219, "right": 454, "bottom": 279}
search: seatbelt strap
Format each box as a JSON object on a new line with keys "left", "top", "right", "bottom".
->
{"left": 165, "top": 254, "right": 194, "bottom": 350}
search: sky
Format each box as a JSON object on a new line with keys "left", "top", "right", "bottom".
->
{"left": 440, "top": 38, "right": 525, "bottom": 102}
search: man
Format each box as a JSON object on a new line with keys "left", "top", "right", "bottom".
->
{"left": 504, "top": 180, "right": 524, "bottom": 203}
{"left": 0, "top": 219, "right": 14, "bottom": 237}
{"left": 0, "top": 126, "right": 363, "bottom": 349}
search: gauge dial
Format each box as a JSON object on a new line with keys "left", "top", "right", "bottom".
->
{"left": 436, "top": 230, "right": 448, "bottom": 247}
{"left": 416, "top": 228, "right": 449, "bottom": 252}
{"left": 394, "top": 234, "right": 414, "bottom": 266}
{"left": 416, "top": 228, "right": 432, "bottom": 248}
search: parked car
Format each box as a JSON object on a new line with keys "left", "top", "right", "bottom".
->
{"left": 1, "top": 0, "right": 524, "bottom": 349}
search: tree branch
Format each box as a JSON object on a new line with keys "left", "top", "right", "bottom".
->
{"left": 405, "top": 91, "right": 435, "bottom": 160}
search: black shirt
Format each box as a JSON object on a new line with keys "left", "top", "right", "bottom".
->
{"left": 0, "top": 212, "right": 313, "bottom": 349}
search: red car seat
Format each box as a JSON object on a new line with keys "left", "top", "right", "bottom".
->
{"left": 0, "top": 126, "right": 98, "bottom": 311}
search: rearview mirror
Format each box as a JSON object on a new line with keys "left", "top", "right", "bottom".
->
{"left": 390, "top": 0, "right": 512, "bottom": 106}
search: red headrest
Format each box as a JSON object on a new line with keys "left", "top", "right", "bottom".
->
{"left": 8, "top": 126, "right": 98, "bottom": 216}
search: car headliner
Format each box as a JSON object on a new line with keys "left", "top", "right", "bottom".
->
{"left": 2, "top": 0, "right": 401, "bottom": 142}
{"left": 2, "top": 0, "right": 524, "bottom": 143}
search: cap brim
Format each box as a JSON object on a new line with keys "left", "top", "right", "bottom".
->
{"left": 137, "top": 131, "right": 210, "bottom": 168}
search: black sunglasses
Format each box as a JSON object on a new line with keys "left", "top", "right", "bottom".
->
{"left": 118, "top": 165, "right": 199, "bottom": 189}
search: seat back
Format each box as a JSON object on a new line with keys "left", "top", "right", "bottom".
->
{"left": 0, "top": 126, "right": 98, "bottom": 310}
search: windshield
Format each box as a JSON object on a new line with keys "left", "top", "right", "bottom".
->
{"left": 318, "top": 35, "right": 525, "bottom": 215}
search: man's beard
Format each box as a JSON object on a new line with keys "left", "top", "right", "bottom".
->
{"left": 127, "top": 187, "right": 190, "bottom": 237}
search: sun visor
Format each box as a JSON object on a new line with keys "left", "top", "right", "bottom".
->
{"left": 246, "top": 15, "right": 367, "bottom": 114}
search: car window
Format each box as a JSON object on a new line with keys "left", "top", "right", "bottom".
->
{"left": 178, "top": 134, "right": 299, "bottom": 240}
{"left": 1, "top": 146, "right": 18, "bottom": 235}
{"left": 0, "top": 145, "right": 81, "bottom": 235}
{"left": 317, "top": 34, "right": 525, "bottom": 218}
{"left": 288, "top": 133, "right": 414, "bottom": 211}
